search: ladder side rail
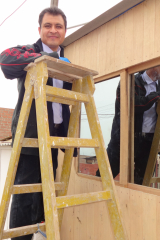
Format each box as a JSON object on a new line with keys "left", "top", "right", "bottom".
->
{"left": 34, "top": 61, "right": 60, "bottom": 240}
{"left": 143, "top": 100, "right": 160, "bottom": 186}
{"left": 57, "top": 79, "right": 82, "bottom": 228}
{"left": 82, "top": 75, "right": 128, "bottom": 240}
{"left": 0, "top": 67, "right": 35, "bottom": 239}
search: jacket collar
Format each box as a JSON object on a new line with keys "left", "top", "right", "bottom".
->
{"left": 34, "top": 38, "right": 43, "bottom": 52}
{"left": 136, "top": 73, "right": 160, "bottom": 91}
{"left": 34, "top": 38, "right": 64, "bottom": 57}
{"left": 136, "top": 73, "right": 146, "bottom": 87}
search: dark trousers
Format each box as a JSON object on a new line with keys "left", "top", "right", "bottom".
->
{"left": 134, "top": 133, "right": 154, "bottom": 184}
{"left": 96, "top": 133, "right": 153, "bottom": 185}
{"left": 10, "top": 150, "right": 58, "bottom": 240}
{"left": 10, "top": 123, "right": 63, "bottom": 240}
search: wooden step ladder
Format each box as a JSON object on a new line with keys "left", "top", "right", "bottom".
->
{"left": 0, "top": 56, "right": 128, "bottom": 240}
{"left": 143, "top": 100, "right": 160, "bottom": 186}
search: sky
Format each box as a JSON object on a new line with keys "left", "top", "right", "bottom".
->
{"left": 0, "top": 0, "right": 122, "bottom": 109}
{"left": 0, "top": 0, "right": 122, "bottom": 155}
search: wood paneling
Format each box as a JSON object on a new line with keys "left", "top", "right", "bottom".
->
{"left": 120, "top": 70, "right": 130, "bottom": 185}
{"left": 60, "top": 1, "right": 160, "bottom": 239}
{"left": 154, "top": 0, "right": 160, "bottom": 56}
{"left": 56, "top": 154, "right": 160, "bottom": 240}
{"left": 64, "top": 0, "right": 160, "bottom": 81}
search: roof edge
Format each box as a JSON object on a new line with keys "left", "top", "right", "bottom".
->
{"left": 0, "top": 136, "right": 12, "bottom": 141}
{"left": 62, "top": 0, "right": 145, "bottom": 47}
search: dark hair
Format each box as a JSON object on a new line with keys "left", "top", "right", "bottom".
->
{"left": 38, "top": 7, "right": 67, "bottom": 30}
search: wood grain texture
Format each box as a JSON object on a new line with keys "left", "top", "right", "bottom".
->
{"left": 56, "top": 157, "right": 160, "bottom": 240}
{"left": 12, "top": 183, "right": 64, "bottom": 194}
{"left": 64, "top": 0, "right": 160, "bottom": 82}
{"left": 120, "top": 70, "right": 130, "bottom": 185}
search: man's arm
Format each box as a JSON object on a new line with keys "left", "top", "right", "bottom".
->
{"left": 116, "top": 81, "right": 160, "bottom": 114}
{"left": 0, "top": 45, "right": 59, "bottom": 80}
{"left": 135, "top": 87, "right": 160, "bottom": 114}
{"left": 0, "top": 45, "right": 43, "bottom": 79}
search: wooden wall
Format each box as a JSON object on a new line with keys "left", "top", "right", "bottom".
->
{"left": 56, "top": 151, "right": 160, "bottom": 240}
{"left": 60, "top": 0, "right": 160, "bottom": 239}
{"left": 64, "top": 0, "right": 160, "bottom": 80}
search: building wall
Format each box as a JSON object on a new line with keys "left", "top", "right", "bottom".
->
{"left": 64, "top": 0, "right": 160, "bottom": 80}
{"left": 0, "top": 144, "right": 12, "bottom": 238}
{"left": 60, "top": 0, "right": 160, "bottom": 238}
{"left": 55, "top": 151, "right": 160, "bottom": 240}
{"left": 79, "top": 163, "right": 98, "bottom": 176}
{"left": 0, "top": 108, "right": 14, "bottom": 140}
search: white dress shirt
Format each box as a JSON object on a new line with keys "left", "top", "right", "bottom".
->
{"left": 42, "top": 43, "right": 63, "bottom": 124}
{"left": 142, "top": 71, "right": 158, "bottom": 133}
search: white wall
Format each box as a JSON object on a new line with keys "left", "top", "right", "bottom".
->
{"left": 0, "top": 145, "right": 12, "bottom": 238}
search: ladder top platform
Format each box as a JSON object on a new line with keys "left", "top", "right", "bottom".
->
{"left": 24, "top": 55, "right": 99, "bottom": 83}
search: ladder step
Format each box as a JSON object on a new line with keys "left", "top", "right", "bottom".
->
{"left": 3, "top": 222, "right": 46, "bottom": 239}
{"left": 12, "top": 182, "right": 64, "bottom": 194}
{"left": 56, "top": 190, "right": 111, "bottom": 209}
{"left": 22, "top": 137, "right": 99, "bottom": 148}
{"left": 46, "top": 85, "right": 89, "bottom": 104}
{"left": 150, "top": 177, "right": 160, "bottom": 183}
{"left": 50, "top": 137, "right": 99, "bottom": 148}
{"left": 46, "top": 95, "right": 77, "bottom": 106}
{"left": 3, "top": 191, "right": 111, "bottom": 239}
{"left": 34, "top": 55, "right": 98, "bottom": 78}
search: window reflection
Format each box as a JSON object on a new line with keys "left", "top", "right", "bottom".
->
{"left": 79, "top": 66, "right": 160, "bottom": 189}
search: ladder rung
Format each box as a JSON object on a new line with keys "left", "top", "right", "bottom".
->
{"left": 22, "top": 138, "right": 99, "bottom": 148}
{"left": 46, "top": 85, "right": 89, "bottom": 103}
{"left": 150, "top": 177, "right": 160, "bottom": 183}
{"left": 12, "top": 182, "right": 64, "bottom": 194}
{"left": 22, "top": 138, "right": 38, "bottom": 147}
{"left": 50, "top": 137, "right": 99, "bottom": 148}
{"left": 46, "top": 95, "right": 77, "bottom": 105}
{"left": 3, "top": 191, "right": 111, "bottom": 238}
{"left": 56, "top": 190, "right": 111, "bottom": 209}
{"left": 3, "top": 222, "right": 46, "bottom": 239}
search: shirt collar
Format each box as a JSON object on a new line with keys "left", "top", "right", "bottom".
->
{"left": 42, "top": 42, "right": 61, "bottom": 57}
{"left": 142, "top": 71, "right": 158, "bottom": 85}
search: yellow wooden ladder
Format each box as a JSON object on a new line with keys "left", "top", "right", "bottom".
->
{"left": 0, "top": 56, "right": 128, "bottom": 240}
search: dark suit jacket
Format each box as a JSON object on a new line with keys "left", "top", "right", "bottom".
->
{"left": 0, "top": 38, "right": 77, "bottom": 164}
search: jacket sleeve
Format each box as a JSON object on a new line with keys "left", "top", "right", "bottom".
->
{"left": 116, "top": 81, "right": 160, "bottom": 114}
{"left": 0, "top": 45, "right": 42, "bottom": 79}
{"left": 135, "top": 90, "right": 160, "bottom": 114}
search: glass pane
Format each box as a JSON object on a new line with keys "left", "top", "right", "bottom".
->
{"left": 79, "top": 77, "right": 120, "bottom": 175}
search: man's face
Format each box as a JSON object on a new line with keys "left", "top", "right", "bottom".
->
{"left": 147, "top": 66, "right": 160, "bottom": 81}
{"left": 38, "top": 13, "right": 66, "bottom": 52}
{"left": 153, "top": 66, "right": 160, "bottom": 81}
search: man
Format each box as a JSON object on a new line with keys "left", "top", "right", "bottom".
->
{"left": 96, "top": 66, "right": 160, "bottom": 185}
{"left": 0, "top": 7, "right": 76, "bottom": 240}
